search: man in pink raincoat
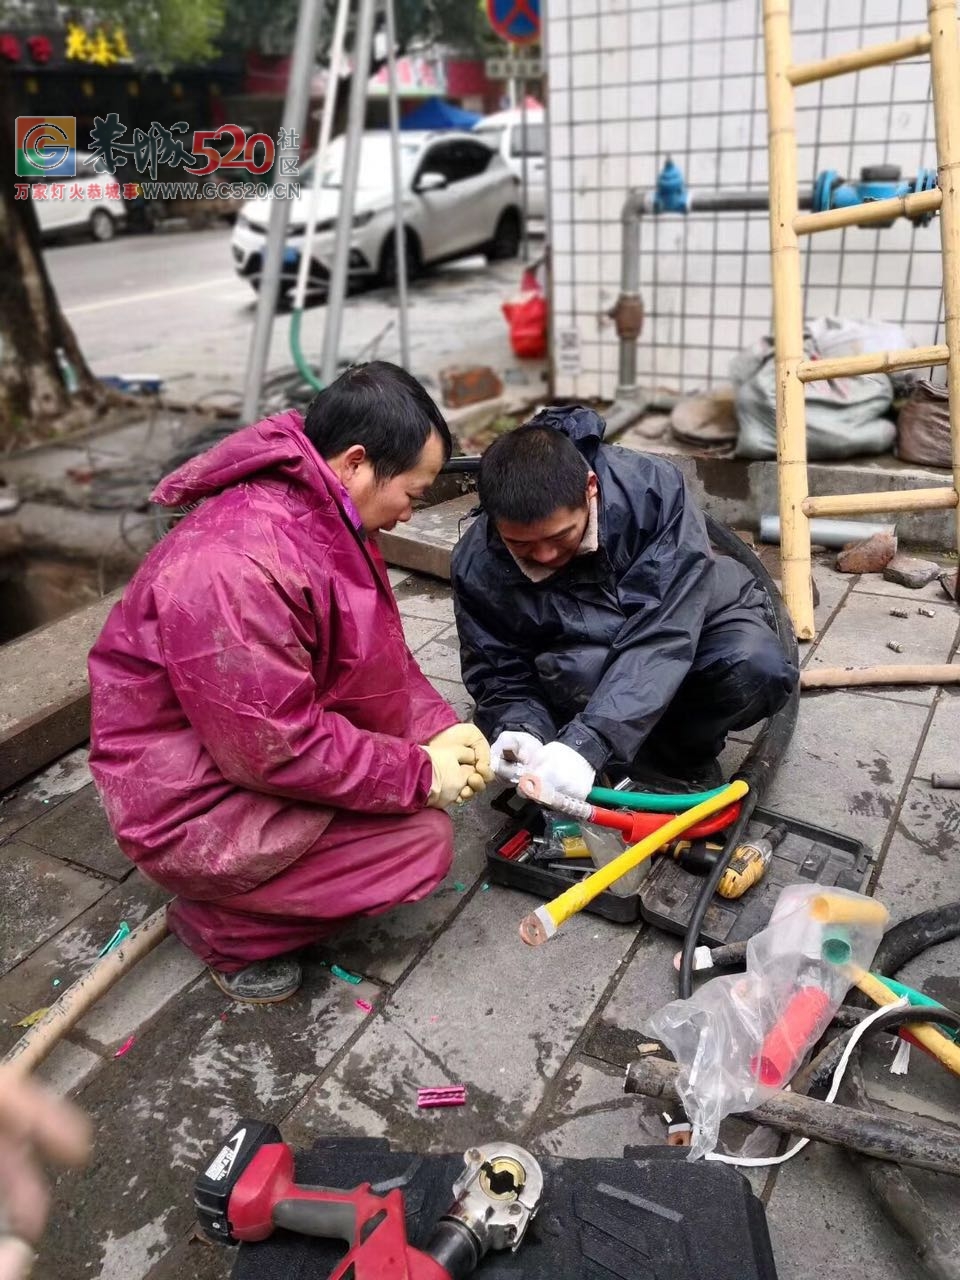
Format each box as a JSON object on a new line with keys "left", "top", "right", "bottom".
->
{"left": 88, "top": 362, "right": 492, "bottom": 1003}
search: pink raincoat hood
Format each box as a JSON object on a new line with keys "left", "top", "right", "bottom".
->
{"left": 152, "top": 409, "right": 321, "bottom": 508}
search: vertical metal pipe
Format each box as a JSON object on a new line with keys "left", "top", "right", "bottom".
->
{"left": 320, "top": 0, "right": 377, "bottom": 385}
{"left": 241, "top": 0, "right": 326, "bottom": 423}
{"left": 292, "top": 0, "right": 350, "bottom": 313}
{"left": 928, "top": 0, "right": 960, "bottom": 601}
{"left": 616, "top": 191, "right": 650, "bottom": 399}
{"left": 384, "top": 0, "right": 410, "bottom": 368}
{"left": 520, "top": 83, "right": 530, "bottom": 263}
{"left": 762, "top": 0, "right": 815, "bottom": 640}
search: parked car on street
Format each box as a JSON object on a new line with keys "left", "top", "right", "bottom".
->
{"left": 230, "top": 129, "right": 523, "bottom": 296}
{"left": 472, "top": 108, "right": 546, "bottom": 222}
{"left": 31, "top": 152, "right": 127, "bottom": 242}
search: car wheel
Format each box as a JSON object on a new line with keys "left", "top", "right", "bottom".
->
{"left": 487, "top": 209, "right": 521, "bottom": 260}
{"left": 89, "top": 209, "right": 116, "bottom": 242}
{"left": 379, "top": 230, "right": 422, "bottom": 286}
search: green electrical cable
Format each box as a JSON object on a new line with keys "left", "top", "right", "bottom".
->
{"left": 587, "top": 784, "right": 729, "bottom": 812}
{"left": 289, "top": 307, "right": 324, "bottom": 394}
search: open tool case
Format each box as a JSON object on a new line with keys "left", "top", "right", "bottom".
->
{"left": 485, "top": 786, "right": 875, "bottom": 939}
{"left": 232, "top": 1139, "right": 779, "bottom": 1279}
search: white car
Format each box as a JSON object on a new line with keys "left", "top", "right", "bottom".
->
{"left": 472, "top": 109, "right": 545, "bottom": 222}
{"left": 231, "top": 129, "right": 523, "bottom": 295}
{"left": 32, "top": 152, "right": 127, "bottom": 242}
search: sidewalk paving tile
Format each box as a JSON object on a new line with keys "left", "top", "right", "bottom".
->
{"left": 77, "top": 935, "right": 206, "bottom": 1050}
{"left": 41, "top": 958, "right": 377, "bottom": 1280}
{"left": 401, "top": 614, "right": 449, "bottom": 651}
{"left": 764, "top": 1144, "right": 925, "bottom": 1280}
{"left": 17, "top": 782, "right": 131, "bottom": 880}
{"left": 762, "top": 692, "right": 927, "bottom": 850}
{"left": 526, "top": 1055, "right": 668, "bottom": 1158}
{"left": 874, "top": 784, "right": 960, "bottom": 918}
{"left": 804, "top": 592, "right": 960, "bottom": 706}
{"left": 331, "top": 796, "right": 503, "bottom": 983}
{"left": 0, "top": 874, "right": 168, "bottom": 1013}
{"left": 0, "top": 747, "right": 92, "bottom": 843}
{"left": 411, "top": 625, "right": 463, "bottom": 684}
{"left": 285, "top": 887, "right": 634, "bottom": 1154}
{"left": 394, "top": 577, "right": 458, "bottom": 625}
{"left": 0, "top": 841, "right": 107, "bottom": 974}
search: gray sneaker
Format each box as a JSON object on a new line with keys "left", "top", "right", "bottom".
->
{"left": 209, "top": 957, "right": 302, "bottom": 1004}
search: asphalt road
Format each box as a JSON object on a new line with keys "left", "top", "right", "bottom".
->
{"left": 44, "top": 223, "right": 539, "bottom": 406}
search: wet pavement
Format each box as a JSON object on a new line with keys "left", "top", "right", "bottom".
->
{"left": 1, "top": 558, "right": 958, "bottom": 1280}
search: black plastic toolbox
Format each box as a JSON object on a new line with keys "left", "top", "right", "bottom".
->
{"left": 485, "top": 787, "right": 875, "bottom": 937}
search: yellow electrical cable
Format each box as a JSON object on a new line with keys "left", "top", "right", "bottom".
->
{"left": 519, "top": 779, "right": 749, "bottom": 946}
{"left": 850, "top": 967, "right": 960, "bottom": 1079}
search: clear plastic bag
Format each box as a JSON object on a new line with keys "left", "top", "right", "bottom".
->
{"left": 647, "top": 884, "right": 888, "bottom": 1159}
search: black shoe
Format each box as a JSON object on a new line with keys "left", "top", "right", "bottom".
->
{"left": 209, "top": 957, "right": 302, "bottom": 1004}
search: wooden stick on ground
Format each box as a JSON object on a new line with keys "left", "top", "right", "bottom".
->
{"left": 801, "top": 664, "right": 960, "bottom": 690}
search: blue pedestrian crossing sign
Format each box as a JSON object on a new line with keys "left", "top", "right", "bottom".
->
{"left": 487, "top": 0, "right": 540, "bottom": 46}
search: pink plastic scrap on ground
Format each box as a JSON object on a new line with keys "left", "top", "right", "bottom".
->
{"left": 417, "top": 1085, "right": 467, "bottom": 1109}
{"left": 113, "top": 1035, "right": 136, "bottom": 1058}
{"left": 355, "top": 998, "right": 373, "bottom": 1013}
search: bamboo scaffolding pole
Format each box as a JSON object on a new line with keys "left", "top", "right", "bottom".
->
{"left": 803, "top": 486, "right": 959, "bottom": 517}
{"left": 763, "top": 0, "right": 814, "bottom": 640}
{"left": 794, "top": 186, "right": 942, "bottom": 234}
{"left": 801, "top": 665, "right": 960, "bottom": 690}
{"left": 929, "top": 0, "right": 960, "bottom": 605}
{"left": 788, "top": 32, "right": 932, "bottom": 86}
{"left": 797, "top": 344, "right": 949, "bottom": 382}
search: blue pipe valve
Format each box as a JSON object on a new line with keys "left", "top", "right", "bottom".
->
{"left": 654, "top": 158, "right": 690, "bottom": 214}
{"left": 812, "top": 166, "right": 938, "bottom": 227}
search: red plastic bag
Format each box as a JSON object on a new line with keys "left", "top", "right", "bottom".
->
{"left": 502, "top": 292, "right": 548, "bottom": 359}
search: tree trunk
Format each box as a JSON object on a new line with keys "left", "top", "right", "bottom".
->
{"left": 0, "top": 69, "right": 107, "bottom": 447}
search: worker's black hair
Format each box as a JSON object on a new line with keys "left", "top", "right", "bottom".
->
{"left": 304, "top": 360, "right": 452, "bottom": 481}
{"left": 479, "top": 424, "right": 590, "bottom": 524}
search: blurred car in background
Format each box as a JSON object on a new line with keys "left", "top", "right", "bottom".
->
{"left": 473, "top": 108, "right": 546, "bottom": 222}
{"left": 32, "top": 152, "right": 127, "bottom": 242}
{"left": 231, "top": 129, "right": 523, "bottom": 297}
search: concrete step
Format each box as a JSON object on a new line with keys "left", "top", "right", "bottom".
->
{"left": 0, "top": 591, "right": 120, "bottom": 791}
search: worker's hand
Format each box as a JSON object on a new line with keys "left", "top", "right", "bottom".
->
{"left": 528, "top": 741, "right": 596, "bottom": 801}
{"left": 424, "top": 741, "right": 488, "bottom": 808}
{"left": 490, "top": 730, "right": 542, "bottom": 784}
{"left": 425, "top": 723, "right": 494, "bottom": 784}
{"left": 0, "top": 1066, "right": 91, "bottom": 1280}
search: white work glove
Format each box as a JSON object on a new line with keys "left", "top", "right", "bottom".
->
{"left": 490, "top": 730, "right": 542, "bottom": 784}
{"left": 528, "top": 741, "right": 596, "bottom": 801}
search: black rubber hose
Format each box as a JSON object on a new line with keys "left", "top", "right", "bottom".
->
{"left": 837, "top": 905, "right": 960, "bottom": 1280}
{"left": 794, "top": 1005, "right": 960, "bottom": 1096}
{"left": 677, "top": 515, "right": 800, "bottom": 998}
{"left": 872, "top": 902, "right": 960, "bottom": 979}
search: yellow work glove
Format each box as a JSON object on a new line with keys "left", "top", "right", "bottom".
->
{"left": 425, "top": 723, "right": 494, "bottom": 784}
{"left": 424, "top": 741, "right": 487, "bottom": 809}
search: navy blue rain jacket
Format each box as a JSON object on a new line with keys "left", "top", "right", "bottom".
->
{"left": 451, "top": 406, "right": 771, "bottom": 772}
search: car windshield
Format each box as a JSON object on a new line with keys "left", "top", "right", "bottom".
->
{"left": 299, "top": 135, "right": 421, "bottom": 189}
{"left": 509, "top": 122, "right": 544, "bottom": 157}
{"left": 473, "top": 126, "right": 506, "bottom": 150}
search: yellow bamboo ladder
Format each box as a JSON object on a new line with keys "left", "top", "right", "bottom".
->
{"left": 762, "top": 1, "right": 960, "bottom": 641}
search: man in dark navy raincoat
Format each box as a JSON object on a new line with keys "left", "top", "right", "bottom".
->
{"left": 451, "top": 406, "right": 797, "bottom": 800}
